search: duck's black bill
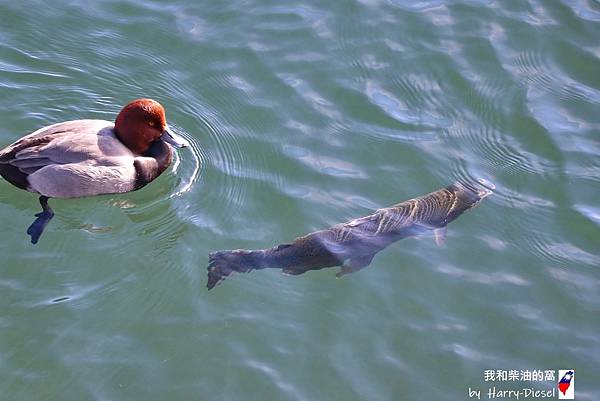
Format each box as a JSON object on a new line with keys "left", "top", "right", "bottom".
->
{"left": 161, "top": 125, "right": 189, "bottom": 148}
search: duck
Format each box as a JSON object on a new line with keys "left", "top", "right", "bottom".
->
{"left": 0, "top": 98, "right": 189, "bottom": 244}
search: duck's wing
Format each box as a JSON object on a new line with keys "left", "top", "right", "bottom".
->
{"left": 0, "top": 120, "right": 115, "bottom": 171}
{"left": 0, "top": 120, "right": 137, "bottom": 197}
{"left": 0, "top": 121, "right": 78, "bottom": 189}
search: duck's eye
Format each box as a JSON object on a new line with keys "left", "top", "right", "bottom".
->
{"left": 148, "top": 121, "right": 155, "bottom": 127}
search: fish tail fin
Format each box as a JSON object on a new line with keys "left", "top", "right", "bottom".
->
{"left": 206, "top": 249, "right": 265, "bottom": 290}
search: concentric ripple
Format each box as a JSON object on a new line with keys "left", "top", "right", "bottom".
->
{"left": 1, "top": 1, "right": 600, "bottom": 401}
{"left": 168, "top": 125, "right": 204, "bottom": 199}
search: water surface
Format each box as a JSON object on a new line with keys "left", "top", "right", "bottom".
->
{"left": 0, "top": 1, "right": 599, "bottom": 400}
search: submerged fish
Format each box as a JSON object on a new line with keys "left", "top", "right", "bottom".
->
{"left": 206, "top": 181, "right": 492, "bottom": 290}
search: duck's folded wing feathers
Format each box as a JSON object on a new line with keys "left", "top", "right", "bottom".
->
{"left": 0, "top": 120, "right": 138, "bottom": 197}
{"left": 1, "top": 120, "right": 116, "bottom": 171}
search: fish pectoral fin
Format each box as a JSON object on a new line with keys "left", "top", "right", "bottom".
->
{"left": 282, "top": 267, "right": 304, "bottom": 276}
{"left": 336, "top": 254, "right": 375, "bottom": 278}
{"left": 433, "top": 227, "right": 447, "bottom": 247}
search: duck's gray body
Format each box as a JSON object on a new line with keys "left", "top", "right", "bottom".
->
{"left": 207, "top": 182, "right": 491, "bottom": 290}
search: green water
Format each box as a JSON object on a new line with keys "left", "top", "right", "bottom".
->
{"left": 1, "top": 1, "right": 599, "bottom": 400}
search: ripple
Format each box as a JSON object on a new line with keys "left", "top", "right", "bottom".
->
{"left": 366, "top": 79, "right": 451, "bottom": 128}
{"left": 392, "top": 72, "right": 458, "bottom": 121}
{"left": 204, "top": 122, "right": 251, "bottom": 209}
{"left": 357, "top": 126, "right": 440, "bottom": 143}
{"left": 2, "top": 2, "right": 599, "bottom": 400}
{"left": 388, "top": 0, "right": 446, "bottom": 12}
{"left": 245, "top": 359, "right": 299, "bottom": 397}
{"left": 563, "top": 0, "right": 600, "bottom": 23}
{"left": 513, "top": 49, "right": 556, "bottom": 93}
{"left": 0, "top": 60, "right": 68, "bottom": 79}
{"left": 448, "top": 120, "right": 560, "bottom": 177}
{"left": 183, "top": 100, "right": 287, "bottom": 239}
{"left": 442, "top": 343, "right": 484, "bottom": 361}
{"left": 276, "top": 72, "right": 343, "bottom": 123}
{"left": 565, "top": 165, "right": 600, "bottom": 183}
{"left": 547, "top": 266, "right": 600, "bottom": 292}
{"left": 574, "top": 204, "right": 600, "bottom": 226}
{"left": 441, "top": 161, "right": 497, "bottom": 192}
{"left": 175, "top": 14, "right": 207, "bottom": 40}
{"left": 487, "top": 184, "right": 555, "bottom": 210}
{"left": 284, "top": 148, "right": 367, "bottom": 179}
{"left": 437, "top": 264, "right": 530, "bottom": 286}
{"left": 513, "top": 46, "right": 600, "bottom": 105}
{"left": 168, "top": 125, "right": 204, "bottom": 199}
{"left": 336, "top": 13, "right": 379, "bottom": 80}
{"left": 129, "top": 207, "right": 187, "bottom": 256}
{"left": 541, "top": 242, "right": 600, "bottom": 267}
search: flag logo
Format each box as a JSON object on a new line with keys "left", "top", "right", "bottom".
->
{"left": 558, "top": 370, "right": 574, "bottom": 399}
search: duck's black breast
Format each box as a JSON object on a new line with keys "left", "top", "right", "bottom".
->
{"left": 0, "top": 162, "right": 30, "bottom": 190}
{"left": 133, "top": 140, "right": 173, "bottom": 190}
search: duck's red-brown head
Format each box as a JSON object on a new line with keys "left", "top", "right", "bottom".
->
{"left": 114, "top": 99, "right": 188, "bottom": 154}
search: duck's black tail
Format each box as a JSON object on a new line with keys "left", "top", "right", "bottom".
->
{"left": 206, "top": 249, "right": 266, "bottom": 290}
